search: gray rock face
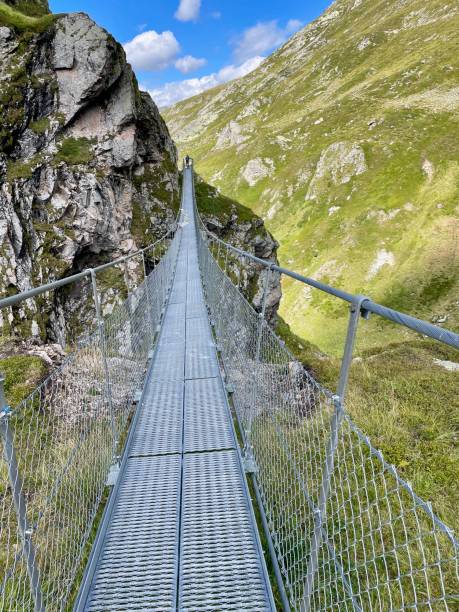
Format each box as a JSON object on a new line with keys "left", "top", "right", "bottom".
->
{"left": 0, "top": 12, "right": 179, "bottom": 344}
{"left": 0, "top": 26, "right": 17, "bottom": 57}
{"left": 53, "top": 14, "right": 124, "bottom": 123}
{"left": 307, "top": 141, "right": 367, "bottom": 201}
{"left": 200, "top": 192, "right": 281, "bottom": 323}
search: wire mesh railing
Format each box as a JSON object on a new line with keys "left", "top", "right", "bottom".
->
{"left": 194, "top": 176, "right": 459, "bottom": 610}
{"left": 0, "top": 221, "right": 181, "bottom": 611}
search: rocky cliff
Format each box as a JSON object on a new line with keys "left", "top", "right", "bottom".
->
{"left": 0, "top": 1, "right": 179, "bottom": 344}
{"left": 164, "top": 0, "right": 459, "bottom": 353}
{"left": 195, "top": 175, "right": 281, "bottom": 323}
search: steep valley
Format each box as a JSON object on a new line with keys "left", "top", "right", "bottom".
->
{"left": 164, "top": 0, "right": 459, "bottom": 355}
{"left": 0, "top": 0, "right": 278, "bottom": 404}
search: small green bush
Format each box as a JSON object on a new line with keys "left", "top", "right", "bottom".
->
{"left": 29, "top": 116, "right": 50, "bottom": 134}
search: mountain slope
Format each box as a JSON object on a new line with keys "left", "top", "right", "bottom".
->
{"left": 164, "top": 0, "right": 459, "bottom": 354}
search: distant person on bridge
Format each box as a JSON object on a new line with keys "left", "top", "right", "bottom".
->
{"left": 185, "top": 155, "right": 190, "bottom": 168}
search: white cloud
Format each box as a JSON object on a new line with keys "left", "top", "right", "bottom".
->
{"left": 233, "top": 19, "right": 303, "bottom": 63}
{"left": 211, "top": 11, "right": 222, "bottom": 19}
{"left": 124, "top": 30, "right": 180, "bottom": 71}
{"left": 286, "top": 19, "right": 303, "bottom": 32}
{"left": 137, "top": 23, "right": 148, "bottom": 32}
{"left": 175, "top": 55, "right": 207, "bottom": 74}
{"left": 146, "top": 56, "right": 264, "bottom": 108}
{"left": 217, "top": 56, "right": 264, "bottom": 82}
{"left": 175, "top": 0, "right": 201, "bottom": 22}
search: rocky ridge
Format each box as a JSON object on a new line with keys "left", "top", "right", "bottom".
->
{"left": 0, "top": 1, "right": 179, "bottom": 344}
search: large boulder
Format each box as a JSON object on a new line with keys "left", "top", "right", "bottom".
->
{"left": 0, "top": 11, "right": 179, "bottom": 344}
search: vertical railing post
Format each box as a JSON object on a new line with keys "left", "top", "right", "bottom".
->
{"left": 0, "top": 374, "right": 44, "bottom": 612}
{"left": 236, "top": 254, "right": 243, "bottom": 293}
{"left": 300, "top": 295, "right": 369, "bottom": 611}
{"left": 123, "top": 258, "right": 130, "bottom": 299}
{"left": 90, "top": 270, "right": 118, "bottom": 461}
{"left": 152, "top": 244, "right": 160, "bottom": 314}
{"left": 255, "top": 266, "right": 272, "bottom": 362}
{"left": 141, "top": 250, "right": 154, "bottom": 336}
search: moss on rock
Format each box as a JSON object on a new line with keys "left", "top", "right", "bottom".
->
{"left": 53, "top": 137, "right": 95, "bottom": 166}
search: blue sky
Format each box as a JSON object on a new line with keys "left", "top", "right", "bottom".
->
{"left": 50, "top": 1, "right": 332, "bottom": 107}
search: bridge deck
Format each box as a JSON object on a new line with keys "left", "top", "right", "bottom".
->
{"left": 76, "top": 168, "right": 275, "bottom": 611}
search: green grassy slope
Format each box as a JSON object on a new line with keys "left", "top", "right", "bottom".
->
{"left": 164, "top": 0, "right": 459, "bottom": 354}
{"left": 0, "top": 1, "right": 54, "bottom": 30}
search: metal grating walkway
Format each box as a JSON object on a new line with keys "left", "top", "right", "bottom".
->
{"left": 76, "top": 167, "right": 275, "bottom": 611}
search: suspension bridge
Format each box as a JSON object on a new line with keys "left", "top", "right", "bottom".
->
{"left": 0, "top": 162, "right": 458, "bottom": 611}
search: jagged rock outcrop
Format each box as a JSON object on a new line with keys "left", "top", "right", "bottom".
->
{"left": 306, "top": 142, "right": 367, "bottom": 201}
{"left": 195, "top": 176, "right": 281, "bottom": 323}
{"left": 0, "top": 6, "right": 179, "bottom": 343}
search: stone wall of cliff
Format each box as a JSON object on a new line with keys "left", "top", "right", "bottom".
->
{"left": 195, "top": 175, "right": 281, "bottom": 323}
{"left": 0, "top": 6, "right": 179, "bottom": 344}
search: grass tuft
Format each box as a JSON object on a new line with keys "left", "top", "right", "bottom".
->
{"left": 1, "top": 354, "right": 48, "bottom": 406}
{"left": 29, "top": 116, "right": 50, "bottom": 134}
{"left": 53, "top": 137, "right": 95, "bottom": 166}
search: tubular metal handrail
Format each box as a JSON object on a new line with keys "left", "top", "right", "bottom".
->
{"left": 202, "top": 237, "right": 459, "bottom": 350}
{"left": 0, "top": 211, "right": 180, "bottom": 311}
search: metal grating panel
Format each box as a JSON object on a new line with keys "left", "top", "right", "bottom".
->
{"left": 130, "top": 380, "right": 184, "bottom": 457}
{"left": 160, "top": 302, "right": 186, "bottom": 344}
{"left": 186, "top": 316, "right": 213, "bottom": 346}
{"left": 185, "top": 345, "right": 219, "bottom": 380}
{"left": 179, "top": 450, "right": 273, "bottom": 611}
{"left": 187, "top": 269, "right": 202, "bottom": 281}
{"left": 164, "top": 302, "right": 186, "bottom": 321}
{"left": 160, "top": 324, "right": 186, "bottom": 345}
{"left": 184, "top": 378, "right": 235, "bottom": 452}
{"left": 85, "top": 455, "right": 181, "bottom": 611}
{"left": 187, "top": 279, "right": 204, "bottom": 304}
{"left": 186, "top": 302, "right": 206, "bottom": 319}
{"left": 151, "top": 343, "right": 185, "bottom": 382}
{"left": 169, "top": 280, "right": 187, "bottom": 304}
